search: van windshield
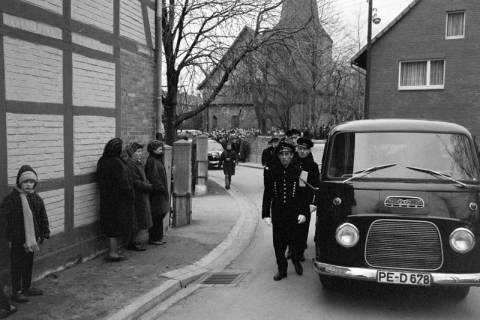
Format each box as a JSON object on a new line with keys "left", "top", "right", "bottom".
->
{"left": 327, "top": 132, "right": 479, "bottom": 182}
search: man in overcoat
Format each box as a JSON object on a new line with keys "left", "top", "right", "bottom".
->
{"left": 261, "top": 137, "right": 279, "bottom": 186}
{"left": 262, "top": 142, "right": 306, "bottom": 281}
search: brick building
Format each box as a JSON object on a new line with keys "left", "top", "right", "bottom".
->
{"left": 352, "top": 0, "right": 480, "bottom": 136}
{"left": 0, "top": 0, "right": 159, "bottom": 282}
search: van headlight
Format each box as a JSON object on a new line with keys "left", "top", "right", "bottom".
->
{"left": 335, "top": 223, "right": 359, "bottom": 248}
{"left": 449, "top": 228, "right": 475, "bottom": 253}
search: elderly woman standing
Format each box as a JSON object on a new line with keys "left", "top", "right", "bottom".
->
{"left": 145, "top": 140, "right": 169, "bottom": 245}
{"left": 125, "top": 142, "right": 154, "bottom": 251}
{"left": 96, "top": 138, "right": 136, "bottom": 261}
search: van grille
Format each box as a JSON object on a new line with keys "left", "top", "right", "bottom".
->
{"left": 365, "top": 219, "right": 443, "bottom": 270}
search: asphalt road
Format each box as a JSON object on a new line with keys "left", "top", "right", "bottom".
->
{"left": 156, "top": 166, "right": 480, "bottom": 320}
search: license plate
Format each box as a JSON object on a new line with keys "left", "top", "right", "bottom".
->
{"left": 377, "top": 270, "right": 431, "bottom": 286}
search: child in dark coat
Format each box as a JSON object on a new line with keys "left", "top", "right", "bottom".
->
{"left": 1, "top": 165, "right": 50, "bottom": 303}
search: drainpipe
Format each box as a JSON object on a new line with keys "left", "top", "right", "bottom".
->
{"left": 155, "top": 0, "right": 164, "bottom": 140}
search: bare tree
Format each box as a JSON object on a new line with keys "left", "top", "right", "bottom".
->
{"left": 161, "top": 0, "right": 292, "bottom": 144}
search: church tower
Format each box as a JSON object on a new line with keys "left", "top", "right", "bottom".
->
{"left": 278, "top": 0, "right": 321, "bottom": 30}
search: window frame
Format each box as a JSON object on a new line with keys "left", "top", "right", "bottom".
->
{"left": 445, "top": 10, "right": 465, "bottom": 40}
{"left": 398, "top": 59, "right": 445, "bottom": 91}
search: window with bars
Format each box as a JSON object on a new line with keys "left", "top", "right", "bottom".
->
{"left": 446, "top": 11, "right": 465, "bottom": 39}
{"left": 398, "top": 60, "right": 445, "bottom": 90}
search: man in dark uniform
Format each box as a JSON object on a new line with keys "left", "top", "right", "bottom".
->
{"left": 296, "top": 137, "right": 320, "bottom": 261}
{"left": 261, "top": 137, "right": 279, "bottom": 185}
{"left": 285, "top": 129, "right": 301, "bottom": 147}
{"left": 262, "top": 142, "right": 306, "bottom": 281}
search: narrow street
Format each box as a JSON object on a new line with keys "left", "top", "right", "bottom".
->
{"left": 156, "top": 166, "right": 480, "bottom": 320}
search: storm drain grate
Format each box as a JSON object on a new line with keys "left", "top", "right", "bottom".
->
{"left": 200, "top": 272, "right": 246, "bottom": 285}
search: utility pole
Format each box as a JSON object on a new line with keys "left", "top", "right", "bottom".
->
{"left": 364, "top": 0, "right": 372, "bottom": 119}
{"left": 155, "top": 0, "right": 164, "bottom": 140}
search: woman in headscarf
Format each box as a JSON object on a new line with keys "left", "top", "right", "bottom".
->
{"left": 125, "top": 142, "right": 154, "bottom": 251}
{"left": 145, "top": 140, "right": 169, "bottom": 245}
{"left": 96, "top": 138, "right": 136, "bottom": 261}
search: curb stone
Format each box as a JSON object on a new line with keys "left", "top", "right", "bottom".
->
{"left": 105, "top": 175, "right": 259, "bottom": 320}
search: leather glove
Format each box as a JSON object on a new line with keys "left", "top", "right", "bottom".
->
{"left": 297, "top": 214, "right": 306, "bottom": 224}
{"left": 263, "top": 217, "right": 272, "bottom": 226}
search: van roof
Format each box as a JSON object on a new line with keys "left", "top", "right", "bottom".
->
{"left": 331, "top": 119, "right": 471, "bottom": 136}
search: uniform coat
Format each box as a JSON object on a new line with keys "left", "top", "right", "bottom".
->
{"left": 297, "top": 155, "right": 320, "bottom": 253}
{"left": 262, "top": 162, "right": 304, "bottom": 273}
{"left": 126, "top": 158, "right": 153, "bottom": 230}
{"left": 96, "top": 140, "right": 136, "bottom": 237}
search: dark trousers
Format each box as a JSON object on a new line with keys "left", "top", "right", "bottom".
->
{"left": 272, "top": 221, "right": 302, "bottom": 273}
{"left": 10, "top": 243, "right": 34, "bottom": 293}
{"left": 149, "top": 214, "right": 164, "bottom": 241}
{"left": 0, "top": 286, "right": 9, "bottom": 309}
{"left": 299, "top": 213, "right": 311, "bottom": 253}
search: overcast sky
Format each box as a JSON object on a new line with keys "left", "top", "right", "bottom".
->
{"left": 330, "top": 0, "right": 415, "bottom": 46}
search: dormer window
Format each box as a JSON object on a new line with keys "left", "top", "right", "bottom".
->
{"left": 446, "top": 11, "right": 465, "bottom": 39}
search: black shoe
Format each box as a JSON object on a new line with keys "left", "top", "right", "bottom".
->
{"left": 25, "top": 287, "right": 43, "bottom": 296}
{"left": 293, "top": 260, "right": 303, "bottom": 275}
{"left": 0, "top": 304, "right": 17, "bottom": 318}
{"left": 106, "top": 254, "right": 127, "bottom": 262}
{"left": 126, "top": 243, "right": 147, "bottom": 251}
{"left": 273, "top": 272, "right": 287, "bottom": 281}
{"left": 11, "top": 292, "right": 28, "bottom": 303}
{"left": 149, "top": 240, "right": 166, "bottom": 245}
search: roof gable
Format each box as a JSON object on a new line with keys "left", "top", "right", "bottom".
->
{"left": 351, "top": 0, "right": 422, "bottom": 69}
{"left": 197, "top": 26, "right": 254, "bottom": 90}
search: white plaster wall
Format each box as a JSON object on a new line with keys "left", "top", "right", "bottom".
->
{"left": 3, "top": 37, "right": 63, "bottom": 103}
{"left": 74, "top": 183, "right": 99, "bottom": 227}
{"left": 74, "top": 116, "right": 116, "bottom": 176}
{"left": 72, "top": 54, "right": 115, "bottom": 108}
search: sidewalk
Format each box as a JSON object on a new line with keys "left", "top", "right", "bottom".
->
{"left": 6, "top": 176, "right": 258, "bottom": 320}
{"left": 238, "top": 162, "right": 263, "bottom": 170}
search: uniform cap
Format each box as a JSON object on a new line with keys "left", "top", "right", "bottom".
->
{"left": 297, "top": 137, "right": 313, "bottom": 149}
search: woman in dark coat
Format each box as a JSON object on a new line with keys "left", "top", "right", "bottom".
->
{"left": 145, "top": 140, "right": 169, "bottom": 245}
{"left": 219, "top": 141, "right": 238, "bottom": 190}
{"left": 96, "top": 138, "right": 136, "bottom": 261}
{"left": 125, "top": 142, "right": 154, "bottom": 251}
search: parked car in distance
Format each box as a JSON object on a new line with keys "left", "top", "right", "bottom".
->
{"left": 208, "top": 139, "right": 224, "bottom": 169}
{"left": 313, "top": 119, "right": 480, "bottom": 299}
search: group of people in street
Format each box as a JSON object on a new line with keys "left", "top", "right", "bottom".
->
{"left": 209, "top": 129, "right": 255, "bottom": 163}
{"left": 96, "top": 138, "right": 170, "bottom": 261}
{"left": 0, "top": 137, "right": 170, "bottom": 318}
{"left": 261, "top": 129, "right": 320, "bottom": 281}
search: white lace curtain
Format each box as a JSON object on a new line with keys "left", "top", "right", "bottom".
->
{"left": 447, "top": 12, "right": 464, "bottom": 37}
{"left": 400, "top": 60, "right": 444, "bottom": 87}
